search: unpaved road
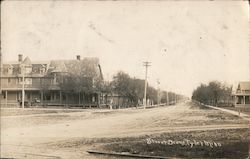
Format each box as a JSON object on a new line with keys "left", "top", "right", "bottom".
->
{"left": 1, "top": 101, "right": 249, "bottom": 158}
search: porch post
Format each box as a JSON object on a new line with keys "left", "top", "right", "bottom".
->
{"left": 82, "top": 93, "right": 85, "bottom": 106}
{"left": 54, "top": 92, "right": 56, "bottom": 103}
{"left": 243, "top": 96, "right": 246, "bottom": 105}
{"left": 30, "top": 92, "right": 32, "bottom": 102}
{"left": 97, "top": 93, "right": 100, "bottom": 108}
{"left": 234, "top": 95, "right": 237, "bottom": 106}
{"left": 5, "top": 91, "right": 8, "bottom": 107}
{"left": 41, "top": 91, "right": 43, "bottom": 105}
{"left": 78, "top": 92, "right": 81, "bottom": 105}
{"left": 50, "top": 92, "right": 53, "bottom": 102}
{"left": 59, "top": 91, "right": 62, "bottom": 105}
{"left": 66, "top": 93, "right": 68, "bottom": 107}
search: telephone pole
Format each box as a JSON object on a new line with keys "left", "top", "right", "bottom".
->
{"left": 157, "top": 79, "right": 160, "bottom": 106}
{"left": 174, "top": 93, "right": 177, "bottom": 105}
{"left": 166, "top": 91, "right": 169, "bottom": 106}
{"left": 0, "top": 52, "right": 2, "bottom": 97}
{"left": 143, "top": 61, "right": 151, "bottom": 109}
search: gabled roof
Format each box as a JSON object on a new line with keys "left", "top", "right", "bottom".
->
{"left": 238, "top": 81, "right": 250, "bottom": 91}
{"left": 5, "top": 64, "right": 13, "bottom": 68}
{"left": 47, "top": 58, "right": 103, "bottom": 79}
{"left": 22, "top": 56, "right": 32, "bottom": 65}
{"left": 49, "top": 61, "right": 68, "bottom": 73}
{"left": 2, "top": 56, "right": 103, "bottom": 80}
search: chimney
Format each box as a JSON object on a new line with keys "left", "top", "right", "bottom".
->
{"left": 76, "top": 55, "right": 81, "bottom": 61}
{"left": 18, "top": 54, "right": 23, "bottom": 62}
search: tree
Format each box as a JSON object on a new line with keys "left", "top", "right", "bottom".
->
{"left": 58, "top": 61, "right": 103, "bottom": 106}
{"left": 111, "top": 71, "right": 131, "bottom": 96}
{"left": 192, "top": 81, "right": 232, "bottom": 106}
{"left": 111, "top": 71, "right": 158, "bottom": 107}
{"left": 127, "top": 78, "right": 145, "bottom": 105}
{"left": 110, "top": 71, "right": 187, "bottom": 108}
{"left": 147, "top": 86, "right": 158, "bottom": 104}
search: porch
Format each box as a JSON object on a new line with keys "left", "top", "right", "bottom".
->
{"left": 233, "top": 95, "right": 250, "bottom": 107}
{"left": 0, "top": 90, "right": 104, "bottom": 108}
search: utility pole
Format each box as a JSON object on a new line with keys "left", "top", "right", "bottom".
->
{"left": 143, "top": 61, "right": 151, "bottom": 109}
{"left": 157, "top": 79, "right": 160, "bottom": 106}
{"left": 0, "top": 52, "right": 2, "bottom": 98}
{"left": 166, "top": 91, "right": 169, "bottom": 105}
{"left": 174, "top": 93, "right": 177, "bottom": 105}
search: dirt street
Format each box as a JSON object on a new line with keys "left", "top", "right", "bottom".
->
{"left": 1, "top": 101, "right": 250, "bottom": 158}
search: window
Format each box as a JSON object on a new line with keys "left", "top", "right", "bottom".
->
{"left": 40, "top": 68, "right": 45, "bottom": 74}
{"left": 25, "top": 67, "right": 32, "bottom": 74}
{"left": 7, "top": 67, "right": 13, "bottom": 75}
{"left": 19, "top": 78, "right": 23, "bottom": 83}
{"left": 18, "top": 78, "right": 32, "bottom": 84}
{"left": 27, "top": 94, "right": 30, "bottom": 100}
{"left": 25, "top": 78, "right": 32, "bottom": 85}
{"left": 62, "top": 95, "right": 66, "bottom": 100}
{"left": 245, "top": 90, "right": 250, "bottom": 93}
{"left": 8, "top": 78, "right": 11, "bottom": 83}
{"left": 44, "top": 94, "right": 51, "bottom": 101}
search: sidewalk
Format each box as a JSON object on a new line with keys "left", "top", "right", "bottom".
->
{"left": 204, "top": 104, "right": 250, "bottom": 121}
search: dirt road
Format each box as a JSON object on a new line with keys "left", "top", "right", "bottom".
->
{"left": 1, "top": 101, "right": 249, "bottom": 158}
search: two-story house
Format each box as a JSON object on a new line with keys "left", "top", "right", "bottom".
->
{"left": 0, "top": 54, "right": 104, "bottom": 107}
{"left": 233, "top": 81, "right": 250, "bottom": 107}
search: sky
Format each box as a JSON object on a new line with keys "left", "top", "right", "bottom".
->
{"left": 1, "top": 1, "right": 249, "bottom": 97}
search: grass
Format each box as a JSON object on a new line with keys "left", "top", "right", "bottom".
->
{"left": 0, "top": 108, "right": 86, "bottom": 116}
{"left": 223, "top": 107, "right": 250, "bottom": 115}
{"left": 47, "top": 128, "right": 250, "bottom": 159}
{"left": 99, "top": 129, "right": 250, "bottom": 159}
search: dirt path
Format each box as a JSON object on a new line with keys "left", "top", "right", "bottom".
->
{"left": 1, "top": 101, "right": 249, "bottom": 158}
{"left": 203, "top": 104, "right": 250, "bottom": 121}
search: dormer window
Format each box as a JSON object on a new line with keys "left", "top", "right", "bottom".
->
{"left": 21, "top": 56, "right": 32, "bottom": 74}
{"left": 7, "top": 65, "right": 13, "bottom": 75}
{"left": 237, "top": 85, "right": 241, "bottom": 91}
{"left": 39, "top": 65, "right": 46, "bottom": 74}
{"left": 52, "top": 73, "right": 57, "bottom": 84}
{"left": 40, "top": 68, "right": 43, "bottom": 74}
{"left": 25, "top": 66, "right": 32, "bottom": 74}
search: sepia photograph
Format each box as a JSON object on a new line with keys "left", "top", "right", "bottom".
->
{"left": 0, "top": 0, "right": 250, "bottom": 158}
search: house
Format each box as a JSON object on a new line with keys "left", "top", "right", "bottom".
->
{"left": 233, "top": 81, "right": 250, "bottom": 107}
{"left": 0, "top": 54, "right": 104, "bottom": 107}
{"left": 105, "top": 93, "right": 132, "bottom": 109}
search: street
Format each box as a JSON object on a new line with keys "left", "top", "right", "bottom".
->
{"left": 1, "top": 101, "right": 250, "bottom": 158}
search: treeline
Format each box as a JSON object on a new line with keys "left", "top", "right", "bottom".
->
{"left": 192, "top": 81, "right": 232, "bottom": 106}
{"left": 104, "top": 71, "right": 186, "bottom": 106}
{"left": 161, "top": 91, "right": 186, "bottom": 105}
{"left": 58, "top": 67, "right": 186, "bottom": 107}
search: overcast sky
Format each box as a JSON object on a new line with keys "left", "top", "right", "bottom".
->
{"left": 1, "top": 1, "right": 249, "bottom": 96}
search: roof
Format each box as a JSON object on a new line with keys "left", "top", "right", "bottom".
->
{"left": 2, "top": 56, "right": 103, "bottom": 80}
{"left": 5, "top": 64, "right": 13, "bottom": 68}
{"left": 238, "top": 81, "right": 250, "bottom": 91}
{"left": 22, "top": 56, "right": 32, "bottom": 65}
{"left": 49, "top": 61, "right": 68, "bottom": 73}
{"left": 47, "top": 58, "right": 103, "bottom": 79}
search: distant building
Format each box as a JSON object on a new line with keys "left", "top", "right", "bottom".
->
{"left": 0, "top": 54, "right": 104, "bottom": 107}
{"left": 233, "top": 81, "right": 250, "bottom": 107}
